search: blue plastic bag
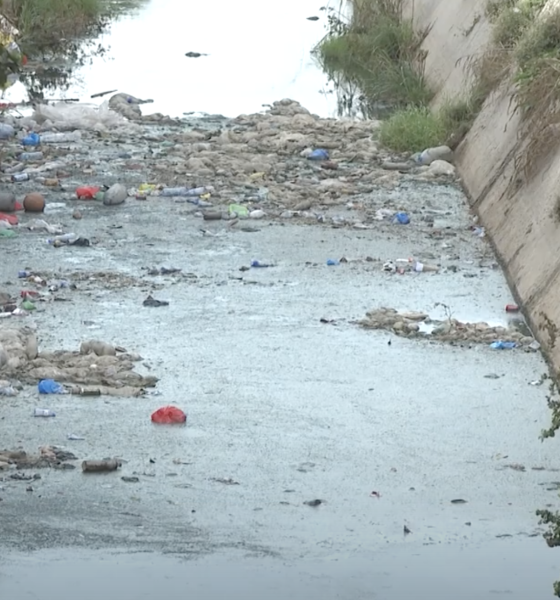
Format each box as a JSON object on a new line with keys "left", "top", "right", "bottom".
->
{"left": 393, "top": 212, "right": 410, "bottom": 225}
{"left": 307, "top": 149, "right": 329, "bottom": 161}
{"left": 38, "top": 379, "right": 66, "bottom": 394}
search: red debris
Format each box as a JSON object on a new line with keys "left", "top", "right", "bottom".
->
{"left": 151, "top": 406, "right": 187, "bottom": 424}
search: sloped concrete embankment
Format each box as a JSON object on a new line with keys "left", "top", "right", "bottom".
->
{"left": 403, "top": 0, "right": 560, "bottom": 370}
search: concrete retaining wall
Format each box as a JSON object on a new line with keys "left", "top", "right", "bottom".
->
{"left": 403, "top": 0, "right": 560, "bottom": 370}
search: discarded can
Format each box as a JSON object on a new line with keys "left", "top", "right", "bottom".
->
{"left": 34, "top": 408, "right": 56, "bottom": 417}
{"left": 12, "top": 173, "right": 29, "bottom": 182}
{"left": 81, "top": 459, "right": 120, "bottom": 473}
{"left": 505, "top": 304, "right": 520, "bottom": 313}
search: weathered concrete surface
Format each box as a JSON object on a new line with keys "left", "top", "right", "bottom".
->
{"left": 0, "top": 102, "right": 557, "bottom": 597}
{"left": 403, "top": 0, "right": 560, "bottom": 374}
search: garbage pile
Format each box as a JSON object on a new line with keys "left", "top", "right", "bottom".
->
{"left": 0, "top": 327, "right": 157, "bottom": 396}
{"left": 0, "top": 446, "right": 77, "bottom": 471}
{"left": 358, "top": 307, "right": 536, "bottom": 347}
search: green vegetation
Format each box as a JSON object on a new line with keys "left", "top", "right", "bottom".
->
{"left": 315, "top": 0, "right": 432, "bottom": 110}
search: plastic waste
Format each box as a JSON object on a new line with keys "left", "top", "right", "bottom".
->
{"left": 0, "top": 123, "right": 15, "bottom": 139}
{"left": 76, "top": 186, "right": 101, "bottom": 199}
{"left": 251, "top": 260, "right": 271, "bottom": 268}
{"left": 82, "top": 459, "right": 120, "bottom": 472}
{"left": 16, "top": 269, "right": 28, "bottom": 278}
{"left": 47, "top": 233, "right": 76, "bottom": 245}
{"left": 414, "top": 145, "right": 454, "bottom": 166}
{"left": 505, "top": 304, "right": 520, "bottom": 313}
{"left": 249, "top": 209, "right": 265, "bottom": 219}
{"left": 308, "top": 149, "right": 329, "bottom": 160}
{"left": 393, "top": 212, "right": 410, "bottom": 225}
{"left": 472, "top": 226, "right": 485, "bottom": 238}
{"left": 40, "top": 131, "right": 81, "bottom": 143}
{"left": 229, "top": 203, "right": 249, "bottom": 218}
{"left": 67, "top": 433, "right": 85, "bottom": 441}
{"left": 12, "top": 173, "right": 29, "bottom": 182}
{"left": 20, "top": 151, "right": 44, "bottom": 161}
{"left": 327, "top": 259, "right": 339, "bottom": 266}
{"left": 34, "top": 408, "right": 56, "bottom": 417}
{"left": 161, "top": 186, "right": 214, "bottom": 197}
{"left": 0, "top": 229, "right": 16, "bottom": 238}
{"left": 21, "top": 133, "right": 40, "bottom": 146}
{"left": 490, "top": 341, "right": 517, "bottom": 350}
{"left": 33, "top": 102, "right": 131, "bottom": 132}
{"left": 38, "top": 379, "right": 66, "bottom": 394}
{"left": 151, "top": 406, "right": 187, "bottom": 424}
{"left": 21, "top": 299, "right": 36, "bottom": 311}
{"left": 0, "top": 386, "right": 17, "bottom": 396}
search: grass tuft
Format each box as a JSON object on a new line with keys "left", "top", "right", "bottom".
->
{"left": 379, "top": 106, "right": 447, "bottom": 153}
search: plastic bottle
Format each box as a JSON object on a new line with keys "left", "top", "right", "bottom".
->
{"left": 393, "top": 212, "right": 410, "bottom": 225}
{"left": 251, "top": 260, "right": 271, "bottom": 268}
{"left": 161, "top": 186, "right": 214, "bottom": 197}
{"left": 0, "top": 386, "right": 17, "bottom": 396}
{"left": 81, "top": 459, "right": 120, "bottom": 473}
{"left": 18, "top": 270, "right": 31, "bottom": 278}
{"left": 20, "top": 151, "right": 43, "bottom": 161}
{"left": 34, "top": 408, "right": 56, "bottom": 417}
{"left": 47, "top": 233, "right": 76, "bottom": 245}
{"left": 40, "top": 131, "right": 81, "bottom": 143}
{"left": 307, "top": 149, "right": 329, "bottom": 160}
{"left": 0, "top": 123, "right": 15, "bottom": 139}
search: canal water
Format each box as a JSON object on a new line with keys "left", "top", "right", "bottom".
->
{"left": 12, "top": 0, "right": 338, "bottom": 118}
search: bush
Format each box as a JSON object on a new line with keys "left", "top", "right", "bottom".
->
{"left": 379, "top": 106, "right": 447, "bottom": 152}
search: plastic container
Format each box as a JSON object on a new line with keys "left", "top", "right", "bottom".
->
{"left": 34, "top": 408, "right": 56, "bottom": 417}
{"left": 20, "top": 151, "right": 43, "bottom": 161}
{"left": 82, "top": 459, "right": 120, "bottom": 473}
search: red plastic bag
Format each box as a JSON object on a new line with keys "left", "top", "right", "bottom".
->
{"left": 76, "top": 186, "right": 100, "bottom": 200}
{"left": 0, "top": 212, "right": 18, "bottom": 225}
{"left": 151, "top": 406, "right": 187, "bottom": 424}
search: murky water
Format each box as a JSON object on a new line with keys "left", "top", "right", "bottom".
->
{"left": 13, "top": 0, "right": 337, "bottom": 118}
{"left": 1, "top": 541, "right": 558, "bottom": 599}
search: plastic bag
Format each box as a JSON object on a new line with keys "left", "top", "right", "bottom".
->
{"left": 32, "top": 102, "right": 136, "bottom": 132}
{"left": 151, "top": 406, "right": 187, "bottom": 424}
{"left": 38, "top": 379, "right": 66, "bottom": 394}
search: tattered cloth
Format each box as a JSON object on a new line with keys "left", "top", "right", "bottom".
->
{"left": 0, "top": 326, "right": 158, "bottom": 396}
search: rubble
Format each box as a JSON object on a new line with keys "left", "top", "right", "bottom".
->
{"left": 358, "top": 307, "right": 536, "bottom": 347}
{"left": 0, "top": 327, "right": 157, "bottom": 395}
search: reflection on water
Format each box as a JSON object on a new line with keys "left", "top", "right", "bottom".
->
{"left": 13, "top": 0, "right": 338, "bottom": 118}
{"left": 1, "top": 539, "right": 558, "bottom": 600}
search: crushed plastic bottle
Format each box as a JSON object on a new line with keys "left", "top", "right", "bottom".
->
{"left": 490, "top": 341, "right": 517, "bottom": 350}
{"left": 307, "top": 149, "right": 329, "bottom": 160}
{"left": 326, "top": 259, "right": 339, "bottom": 266}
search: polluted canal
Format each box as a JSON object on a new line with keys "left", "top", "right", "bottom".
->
{"left": 0, "top": 3, "right": 559, "bottom": 600}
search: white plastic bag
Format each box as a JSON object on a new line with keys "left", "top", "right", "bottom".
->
{"left": 32, "top": 102, "right": 135, "bottom": 132}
